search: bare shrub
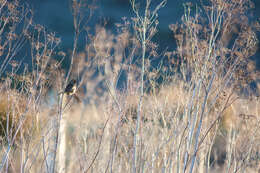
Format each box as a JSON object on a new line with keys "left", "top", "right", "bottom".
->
{"left": 0, "top": 0, "right": 259, "bottom": 172}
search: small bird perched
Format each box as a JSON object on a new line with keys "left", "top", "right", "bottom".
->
{"left": 61, "top": 79, "right": 77, "bottom": 95}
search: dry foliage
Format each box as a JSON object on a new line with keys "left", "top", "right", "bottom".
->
{"left": 0, "top": 0, "right": 259, "bottom": 173}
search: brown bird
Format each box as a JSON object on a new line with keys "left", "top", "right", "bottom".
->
{"left": 60, "top": 79, "right": 77, "bottom": 96}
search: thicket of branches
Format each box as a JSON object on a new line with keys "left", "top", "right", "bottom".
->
{"left": 0, "top": 0, "right": 259, "bottom": 172}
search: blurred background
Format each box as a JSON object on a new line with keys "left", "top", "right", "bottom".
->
{"left": 27, "top": 0, "right": 260, "bottom": 70}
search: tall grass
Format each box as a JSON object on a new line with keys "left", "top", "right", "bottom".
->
{"left": 0, "top": 0, "right": 259, "bottom": 173}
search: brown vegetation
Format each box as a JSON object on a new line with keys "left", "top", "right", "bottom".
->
{"left": 0, "top": 0, "right": 259, "bottom": 172}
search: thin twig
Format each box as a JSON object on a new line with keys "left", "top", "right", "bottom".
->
{"left": 84, "top": 117, "right": 110, "bottom": 173}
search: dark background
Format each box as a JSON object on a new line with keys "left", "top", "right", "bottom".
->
{"left": 27, "top": 0, "right": 260, "bottom": 69}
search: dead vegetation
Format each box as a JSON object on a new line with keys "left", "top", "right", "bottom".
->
{"left": 0, "top": 0, "right": 259, "bottom": 172}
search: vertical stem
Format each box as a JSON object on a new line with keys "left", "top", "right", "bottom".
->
{"left": 58, "top": 95, "right": 68, "bottom": 173}
{"left": 46, "top": 116, "right": 57, "bottom": 173}
{"left": 132, "top": 4, "right": 147, "bottom": 173}
{"left": 51, "top": 94, "right": 65, "bottom": 173}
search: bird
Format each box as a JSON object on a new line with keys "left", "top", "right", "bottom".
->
{"left": 60, "top": 79, "right": 77, "bottom": 96}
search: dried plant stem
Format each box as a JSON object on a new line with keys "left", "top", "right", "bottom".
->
{"left": 85, "top": 117, "right": 109, "bottom": 173}
{"left": 132, "top": 9, "right": 147, "bottom": 173}
{"left": 130, "top": 0, "right": 166, "bottom": 172}
{"left": 50, "top": 94, "right": 66, "bottom": 173}
{"left": 58, "top": 96, "right": 68, "bottom": 173}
